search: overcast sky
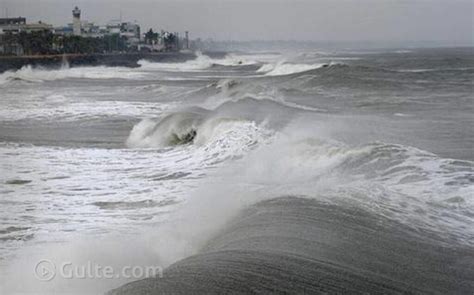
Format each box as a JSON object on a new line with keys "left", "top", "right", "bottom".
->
{"left": 1, "top": 0, "right": 473, "bottom": 44}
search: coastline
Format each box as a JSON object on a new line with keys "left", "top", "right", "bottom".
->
{"left": 0, "top": 51, "right": 227, "bottom": 73}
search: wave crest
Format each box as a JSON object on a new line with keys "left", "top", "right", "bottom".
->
{"left": 138, "top": 52, "right": 258, "bottom": 72}
{"left": 0, "top": 64, "right": 144, "bottom": 85}
{"left": 126, "top": 111, "right": 272, "bottom": 153}
{"left": 257, "top": 61, "right": 330, "bottom": 76}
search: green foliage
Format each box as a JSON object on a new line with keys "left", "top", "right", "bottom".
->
{"left": 18, "top": 30, "right": 54, "bottom": 55}
{"left": 5, "top": 31, "right": 130, "bottom": 55}
{"left": 144, "top": 29, "right": 158, "bottom": 45}
{"left": 163, "top": 33, "right": 177, "bottom": 50}
{"left": 58, "top": 34, "right": 127, "bottom": 54}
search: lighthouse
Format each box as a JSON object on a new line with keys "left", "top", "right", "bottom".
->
{"left": 72, "top": 6, "right": 81, "bottom": 36}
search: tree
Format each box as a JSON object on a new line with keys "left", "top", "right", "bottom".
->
{"left": 163, "top": 32, "right": 176, "bottom": 51}
{"left": 144, "top": 29, "right": 158, "bottom": 45}
{"left": 17, "top": 30, "right": 54, "bottom": 55}
{"left": 5, "top": 30, "right": 134, "bottom": 56}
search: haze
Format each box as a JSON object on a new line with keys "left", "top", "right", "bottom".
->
{"left": 1, "top": 0, "right": 472, "bottom": 45}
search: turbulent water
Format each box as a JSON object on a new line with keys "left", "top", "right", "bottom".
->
{"left": 0, "top": 48, "right": 473, "bottom": 294}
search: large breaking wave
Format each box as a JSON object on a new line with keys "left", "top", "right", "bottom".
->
{"left": 112, "top": 109, "right": 474, "bottom": 293}
{"left": 110, "top": 197, "right": 473, "bottom": 294}
{"left": 126, "top": 96, "right": 473, "bottom": 246}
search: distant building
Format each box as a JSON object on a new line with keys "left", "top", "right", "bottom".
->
{"left": 54, "top": 25, "right": 73, "bottom": 36}
{"left": 0, "top": 17, "right": 26, "bottom": 26}
{"left": 81, "top": 21, "right": 102, "bottom": 38}
{"left": 0, "top": 17, "right": 53, "bottom": 55}
{"left": 106, "top": 20, "right": 121, "bottom": 35}
{"left": 0, "top": 7, "right": 183, "bottom": 55}
{"left": 22, "top": 22, "right": 53, "bottom": 33}
{"left": 0, "top": 17, "right": 25, "bottom": 34}
{"left": 55, "top": 18, "right": 141, "bottom": 46}
{"left": 121, "top": 22, "right": 140, "bottom": 38}
{"left": 120, "top": 22, "right": 141, "bottom": 45}
{"left": 72, "top": 6, "right": 81, "bottom": 36}
{"left": 0, "top": 17, "right": 52, "bottom": 35}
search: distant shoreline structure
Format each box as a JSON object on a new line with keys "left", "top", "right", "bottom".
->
{"left": 0, "top": 51, "right": 227, "bottom": 73}
{"left": 0, "top": 6, "right": 196, "bottom": 58}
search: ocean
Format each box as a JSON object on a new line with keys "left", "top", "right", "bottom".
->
{"left": 0, "top": 47, "right": 473, "bottom": 293}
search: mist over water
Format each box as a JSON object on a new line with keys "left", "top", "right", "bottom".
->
{"left": 0, "top": 47, "right": 473, "bottom": 294}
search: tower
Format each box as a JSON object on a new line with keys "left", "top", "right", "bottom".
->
{"left": 72, "top": 6, "right": 81, "bottom": 36}
{"left": 185, "top": 31, "right": 189, "bottom": 49}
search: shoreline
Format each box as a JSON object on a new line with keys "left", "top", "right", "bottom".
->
{"left": 0, "top": 51, "right": 227, "bottom": 73}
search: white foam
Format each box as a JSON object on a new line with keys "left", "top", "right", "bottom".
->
{"left": 257, "top": 61, "right": 327, "bottom": 76}
{"left": 0, "top": 65, "right": 145, "bottom": 85}
{"left": 226, "top": 129, "right": 474, "bottom": 245}
{"left": 393, "top": 113, "right": 414, "bottom": 117}
{"left": 0, "top": 99, "right": 173, "bottom": 122}
{"left": 138, "top": 52, "right": 258, "bottom": 72}
{"left": 138, "top": 53, "right": 214, "bottom": 71}
{"left": 126, "top": 115, "right": 272, "bottom": 151}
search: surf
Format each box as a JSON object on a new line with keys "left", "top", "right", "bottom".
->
{"left": 138, "top": 52, "right": 259, "bottom": 72}
{"left": 257, "top": 61, "right": 331, "bottom": 76}
{"left": 0, "top": 64, "right": 145, "bottom": 85}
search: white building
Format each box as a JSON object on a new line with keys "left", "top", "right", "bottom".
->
{"left": 120, "top": 22, "right": 141, "bottom": 45}
{"left": 72, "top": 6, "right": 81, "bottom": 36}
{"left": 106, "top": 20, "right": 121, "bottom": 35}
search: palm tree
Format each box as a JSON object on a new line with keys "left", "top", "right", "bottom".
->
{"left": 144, "top": 29, "right": 159, "bottom": 45}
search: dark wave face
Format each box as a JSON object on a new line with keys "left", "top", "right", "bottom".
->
{"left": 110, "top": 197, "right": 474, "bottom": 294}
{"left": 0, "top": 47, "right": 473, "bottom": 294}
